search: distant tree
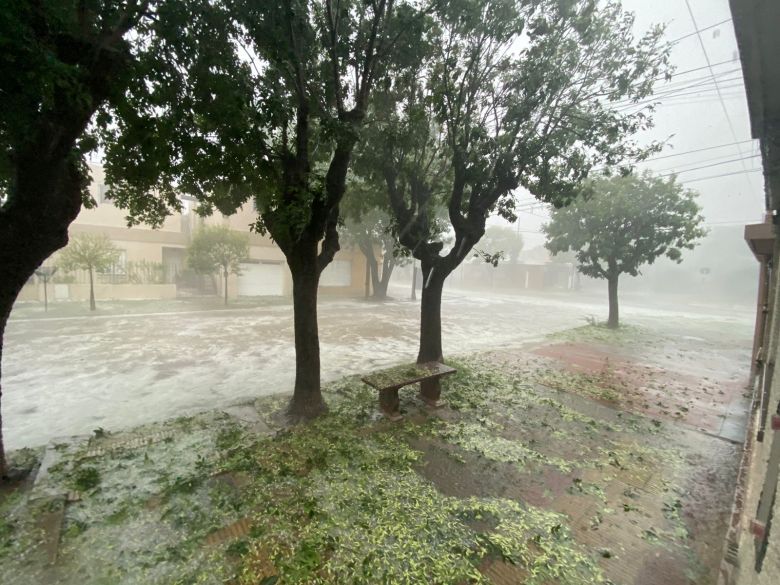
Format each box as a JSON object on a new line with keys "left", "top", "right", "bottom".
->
{"left": 341, "top": 209, "right": 405, "bottom": 300}
{"left": 474, "top": 226, "right": 524, "bottom": 265}
{"left": 544, "top": 173, "right": 706, "bottom": 328}
{"left": 187, "top": 225, "right": 249, "bottom": 306}
{"left": 57, "top": 234, "right": 120, "bottom": 311}
{"left": 341, "top": 175, "right": 417, "bottom": 300}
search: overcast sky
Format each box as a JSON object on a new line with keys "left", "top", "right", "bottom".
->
{"left": 509, "top": 0, "right": 764, "bottom": 250}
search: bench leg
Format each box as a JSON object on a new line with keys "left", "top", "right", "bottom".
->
{"left": 379, "top": 388, "right": 403, "bottom": 421}
{"left": 420, "top": 378, "right": 443, "bottom": 407}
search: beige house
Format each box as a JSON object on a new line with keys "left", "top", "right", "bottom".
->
{"left": 18, "top": 164, "right": 368, "bottom": 303}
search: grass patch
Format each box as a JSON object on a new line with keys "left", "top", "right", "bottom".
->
{"left": 223, "top": 412, "right": 605, "bottom": 585}
{"left": 549, "top": 323, "right": 649, "bottom": 345}
{"left": 70, "top": 466, "right": 101, "bottom": 492}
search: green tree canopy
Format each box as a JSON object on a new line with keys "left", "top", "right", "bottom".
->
{"left": 187, "top": 225, "right": 249, "bottom": 276}
{"left": 341, "top": 206, "right": 403, "bottom": 300}
{"left": 543, "top": 172, "right": 707, "bottom": 327}
{"left": 364, "top": 0, "right": 672, "bottom": 364}
{"left": 187, "top": 225, "right": 249, "bottom": 305}
{"left": 58, "top": 233, "right": 120, "bottom": 273}
{"left": 57, "top": 233, "right": 120, "bottom": 311}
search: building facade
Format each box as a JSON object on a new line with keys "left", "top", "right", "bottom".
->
{"left": 720, "top": 1, "right": 780, "bottom": 583}
{"left": 18, "top": 164, "right": 368, "bottom": 303}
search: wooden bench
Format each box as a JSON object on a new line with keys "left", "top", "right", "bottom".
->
{"left": 362, "top": 362, "right": 456, "bottom": 421}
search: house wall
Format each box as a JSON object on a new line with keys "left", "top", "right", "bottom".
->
{"left": 723, "top": 0, "right": 780, "bottom": 582}
{"left": 729, "top": 235, "right": 780, "bottom": 585}
{"left": 16, "top": 283, "right": 177, "bottom": 302}
{"left": 42, "top": 164, "right": 368, "bottom": 300}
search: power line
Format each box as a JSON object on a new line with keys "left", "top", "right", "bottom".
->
{"left": 515, "top": 155, "right": 760, "bottom": 196}
{"left": 615, "top": 59, "right": 742, "bottom": 105}
{"left": 651, "top": 69, "right": 743, "bottom": 94}
{"left": 683, "top": 0, "right": 753, "bottom": 191}
{"left": 615, "top": 81, "right": 745, "bottom": 110}
{"left": 640, "top": 69, "right": 743, "bottom": 97}
{"left": 635, "top": 80, "right": 745, "bottom": 105}
{"left": 639, "top": 140, "right": 753, "bottom": 162}
{"left": 654, "top": 154, "right": 758, "bottom": 176}
{"left": 653, "top": 152, "right": 760, "bottom": 174}
{"left": 669, "top": 17, "right": 732, "bottom": 45}
{"left": 647, "top": 58, "right": 740, "bottom": 85}
{"left": 668, "top": 167, "right": 762, "bottom": 184}
{"left": 590, "top": 140, "right": 755, "bottom": 174}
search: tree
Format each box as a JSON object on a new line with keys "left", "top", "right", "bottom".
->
{"left": 187, "top": 225, "right": 249, "bottom": 306}
{"left": 341, "top": 175, "right": 416, "bottom": 300}
{"left": 0, "top": 0, "right": 180, "bottom": 477}
{"left": 543, "top": 172, "right": 706, "bottom": 328}
{"left": 100, "top": 0, "right": 424, "bottom": 420}
{"left": 474, "top": 225, "right": 524, "bottom": 265}
{"left": 371, "top": 0, "right": 670, "bottom": 371}
{"left": 342, "top": 209, "right": 403, "bottom": 300}
{"left": 57, "top": 233, "right": 120, "bottom": 311}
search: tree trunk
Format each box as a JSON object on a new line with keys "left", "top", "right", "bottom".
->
{"left": 411, "top": 260, "right": 417, "bottom": 301}
{"left": 88, "top": 267, "right": 96, "bottom": 311}
{"left": 223, "top": 266, "right": 229, "bottom": 306}
{"left": 364, "top": 258, "right": 370, "bottom": 298}
{"left": 0, "top": 298, "right": 10, "bottom": 478}
{"left": 373, "top": 247, "right": 395, "bottom": 300}
{"left": 0, "top": 183, "right": 79, "bottom": 478}
{"left": 0, "top": 15, "right": 137, "bottom": 477}
{"left": 358, "top": 239, "right": 383, "bottom": 299}
{"left": 287, "top": 250, "right": 327, "bottom": 421}
{"left": 607, "top": 272, "right": 619, "bottom": 329}
{"left": 417, "top": 263, "right": 447, "bottom": 363}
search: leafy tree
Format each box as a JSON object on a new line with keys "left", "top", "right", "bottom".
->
{"left": 57, "top": 233, "right": 120, "bottom": 310}
{"left": 371, "top": 0, "right": 670, "bottom": 369}
{"left": 543, "top": 173, "right": 706, "bottom": 328}
{"left": 0, "top": 0, "right": 181, "bottom": 478}
{"left": 101, "top": 0, "right": 424, "bottom": 420}
{"left": 187, "top": 225, "right": 249, "bottom": 306}
{"left": 342, "top": 209, "right": 404, "bottom": 300}
{"left": 341, "top": 175, "right": 416, "bottom": 300}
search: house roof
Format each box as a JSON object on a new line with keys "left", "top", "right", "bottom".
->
{"left": 729, "top": 0, "right": 780, "bottom": 139}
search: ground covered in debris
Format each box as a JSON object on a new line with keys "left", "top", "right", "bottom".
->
{"left": 0, "top": 321, "right": 749, "bottom": 585}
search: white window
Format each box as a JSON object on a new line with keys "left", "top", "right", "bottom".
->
{"left": 98, "top": 184, "right": 110, "bottom": 204}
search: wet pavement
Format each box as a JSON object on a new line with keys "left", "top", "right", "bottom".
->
{"left": 4, "top": 285, "right": 754, "bottom": 452}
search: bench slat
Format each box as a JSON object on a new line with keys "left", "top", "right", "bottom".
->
{"left": 362, "top": 361, "right": 456, "bottom": 392}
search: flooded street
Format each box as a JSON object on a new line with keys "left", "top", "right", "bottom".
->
{"left": 4, "top": 286, "right": 754, "bottom": 449}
